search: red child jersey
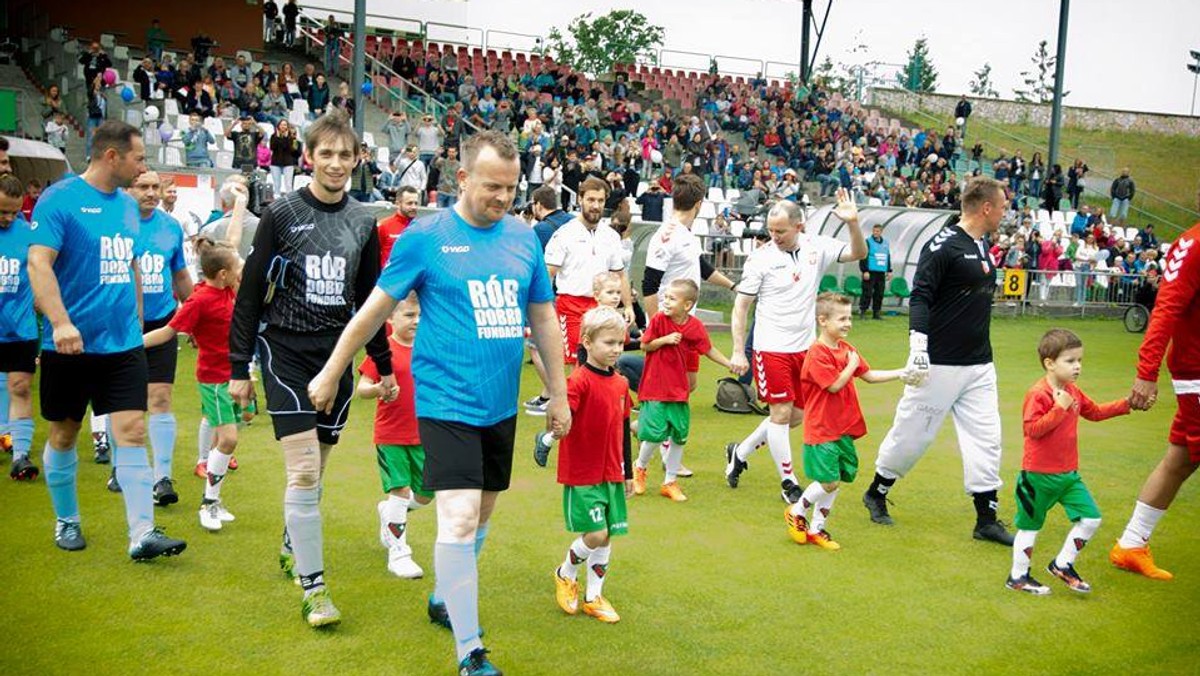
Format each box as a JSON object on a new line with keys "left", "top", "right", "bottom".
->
{"left": 168, "top": 281, "right": 234, "bottom": 384}
{"left": 1022, "top": 378, "right": 1130, "bottom": 473}
{"left": 1137, "top": 222, "right": 1200, "bottom": 383}
{"left": 638, "top": 312, "right": 711, "bottom": 402}
{"left": 377, "top": 213, "right": 412, "bottom": 268}
{"left": 558, "top": 363, "right": 632, "bottom": 486}
{"left": 358, "top": 339, "right": 419, "bottom": 445}
{"left": 800, "top": 339, "right": 870, "bottom": 445}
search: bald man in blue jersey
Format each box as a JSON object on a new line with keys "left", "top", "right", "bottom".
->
{"left": 309, "top": 130, "right": 569, "bottom": 676}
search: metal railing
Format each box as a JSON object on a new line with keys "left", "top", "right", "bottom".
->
{"left": 989, "top": 267, "right": 1159, "bottom": 317}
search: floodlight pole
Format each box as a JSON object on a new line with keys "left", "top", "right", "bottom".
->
{"left": 1047, "top": 0, "right": 1069, "bottom": 171}
{"left": 1188, "top": 50, "right": 1200, "bottom": 116}
{"left": 800, "top": 0, "right": 813, "bottom": 83}
{"left": 352, "top": 0, "right": 366, "bottom": 133}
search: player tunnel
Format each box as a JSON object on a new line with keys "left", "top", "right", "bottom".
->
{"left": 807, "top": 205, "right": 958, "bottom": 289}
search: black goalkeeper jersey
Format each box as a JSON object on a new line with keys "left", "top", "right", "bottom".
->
{"left": 229, "top": 188, "right": 391, "bottom": 379}
{"left": 909, "top": 224, "right": 995, "bottom": 366}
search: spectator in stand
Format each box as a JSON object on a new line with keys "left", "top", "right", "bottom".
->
{"left": 230, "top": 55, "right": 252, "bottom": 89}
{"left": 184, "top": 77, "right": 216, "bottom": 118}
{"left": 1042, "top": 163, "right": 1064, "bottom": 211}
{"left": 45, "top": 111, "right": 68, "bottom": 152}
{"left": 383, "top": 146, "right": 427, "bottom": 199}
{"left": 603, "top": 170, "right": 628, "bottom": 217}
{"left": 1066, "top": 158, "right": 1089, "bottom": 210}
{"left": 279, "top": 62, "right": 299, "bottom": 99}
{"left": 269, "top": 119, "right": 301, "bottom": 195}
{"left": 1009, "top": 150, "right": 1026, "bottom": 201}
{"left": 264, "top": 1, "right": 280, "bottom": 44}
{"left": 78, "top": 42, "right": 112, "bottom": 90}
{"left": 20, "top": 180, "right": 40, "bottom": 222}
{"left": 255, "top": 63, "right": 278, "bottom": 91}
{"left": 191, "top": 30, "right": 216, "bottom": 63}
{"left": 1110, "top": 168, "right": 1136, "bottom": 227}
{"left": 84, "top": 75, "right": 106, "bottom": 160}
{"left": 392, "top": 48, "right": 417, "bottom": 83}
{"left": 256, "top": 134, "right": 273, "bottom": 172}
{"left": 1073, "top": 233, "right": 1099, "bottom": 305}
{"left": 323, "top": 15, "right": 344, "bottom": 74}
{"left": 146, "top": 19, "right": 171, "bottom": 62}
{"left": 632, "top": 182, "right": 665, "bottom": 223}
{"left": 182, "top": 113, "right": 215, "bottom": 168}
{"left": 414, "top": 113, "right": 443, "bottom": 167}
{"left": 1140, "top": 224, "right": 1159, "bottom": 251}
{"left": 434, "top": 145, "right": 460, "bottom": 208}
{"left": 332, "top": 81, "right": 355, "bottom": 119}
{"left": 1036, "top": 230, "right": 1061, "bottom": 302}
{"left": 200, "top": 178, "right": 259, "bottom": 260}
{"left": 382, "top": 112, "right": 410, "bottom": 159}
{"left": 237, "top": 82, "right": 264, "bottom": 121}
{"left": 282, "top": 0, "right": 300, "bottom": 47}
{"left": 261, "top": 81, "right": 290, "bottom": 125}
{"left": 40, "top": 83, "right": 64, "bottom": 121}
{"left": 306, "top": 73, "right": 330, "bottom": 119}
{"left": 954, "top": 94, "right": 972, "bottom": 134}
{"left": 1027, "top": 152, "right": 1044, "bottom": 200}
{"left": 132, "top": 57, "right": 155, "bottom": 103}
{"left": 226, "top": 115, "right": 263, "bottom": 171}
{"left": 348, "top": 144, "right": 381, "bottom": 202}
{"left": 297, "top": 62, "right": 317, "bottom": 99}
{"left": 155, "top": 58, "right": 177, "bottom": 99}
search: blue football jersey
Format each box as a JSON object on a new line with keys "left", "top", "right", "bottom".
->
{"left": 30, "top": 176, "right": 144, "bottom": 354}
{"left": 0, "top": 215, "right": 38, "bottom": 342}
{"left": 138, "top": 209, "right": 187, "bottom": 322}
{"left": 378, "top": 208, "right": 554, "bottom": 426}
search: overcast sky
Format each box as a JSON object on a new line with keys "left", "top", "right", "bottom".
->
{"left": 313, "top": 0, "right": 1200, "bottom": 116}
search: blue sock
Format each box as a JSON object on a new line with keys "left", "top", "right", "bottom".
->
{"left": 435, "top": 541, "right": 482, "bottom": 661}
{"left": 0, "top": 372, "right": 8, "bottom": 437}
{"left": 148, "top": 413, "right": 176, "bottom": 481}
{"left": 114, "top": 446, "right": 155, "bottom": 542}
{"left": 433, "top": 522, "right": 489, "bottom": 606}
{"left": 10, "top": 417, "right": 33, "bottom": 460}
{"left": 43, "top": 443, "right": 79, "bottom": 521}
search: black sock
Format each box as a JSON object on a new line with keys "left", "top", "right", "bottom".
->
{"left": 973, "top": 490, "right": 998, "bottom": 525}
{"left": 868, "top": 473, "right": 895, "bottom": 498}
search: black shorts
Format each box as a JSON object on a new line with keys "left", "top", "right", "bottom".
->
{"left": 418, "top": 415, "right": 517, "bottom": 492}
{"left": 0, "top": 339, "right": 38, "bottom": 374}
{"left": 144, "top": 312, "right": 178, "bottom": 384}
{"left": 40, "top": 348, "right": 148, "bottom": 421}
{"left": 257, "top": 328, "right": 352, "bottom": 445}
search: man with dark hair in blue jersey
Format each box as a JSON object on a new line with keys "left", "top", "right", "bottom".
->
{"left": 126, "top": 170, "right": 192, "bottom": 505}
{"left": 0, "top": 173, "right": 40, "bottom": 481}
{"left": 28, "top": 120, "right": 187, "bottom": 559}
{"left": 309, "top": 129, "right": 570, "bottom": 676}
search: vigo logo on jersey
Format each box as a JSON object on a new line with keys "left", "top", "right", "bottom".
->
{"left": 1163, "top": 237, "right": 1193, "bottom": 283}
{"left": 467, "top": 275, "right": 523, "bottom": 339}
{"left": 139, "top": 252, "right": 167, "bottom": 295}
{"left": 304, "top": 253, "right": 347, "bottom": 306}
{"left": 99, "top": 235, "right": 135, "bottom": 285}
{"left": 0, "top": 255, "right": 21, "bottom": 294}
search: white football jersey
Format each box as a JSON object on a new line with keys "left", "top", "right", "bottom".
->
{"left": 543, "top": 218, "right": 624, "bottom": 297}
{"left": 645, "top": 218, "right": 702, "bottom": 306}
{"left": 738, "top": 233, "right": 846, "bottom": 352}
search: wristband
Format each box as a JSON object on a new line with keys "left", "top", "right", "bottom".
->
{"left": 909, "top": 331, "right": 928, "bottom": 353}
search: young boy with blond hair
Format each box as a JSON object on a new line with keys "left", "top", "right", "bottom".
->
{"left": 633, "top": 278, "right": 736, "bottom": 502}
{"left": 1006, "top": 328, "right": 1131, "bottom": 595}
{"left": 786, "top": 293, "right": 909, "bottom": 549}
{"left": 552, "top": 306, "right": 634, "bottom": 623}
{"left": 357, "top": 292, "right": 431, "bottom": 579}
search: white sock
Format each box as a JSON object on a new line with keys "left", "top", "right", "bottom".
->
{"left": 791, "top": 481, "right": 826, "bottom": 517}
{"left": 204, "top": 450, "right": 232, "bottom": 501}
{"left": 636, "top": 440, "right": 658, "bottom": 470}
{"left": 809, "top": 487, "right": 838, "bottom": 534}
{"left": 285, "top": 487, "right": 324, "bottom": 589}
{"left": 90, "top": 412, "right": 109, "bottom": 445}
{"left": 1056, "top": 518, "right": 1101, "bottom": 568}
{"left": 663, "top": 441, "right": 684, "bottom": 484}
{"left": 765, "top": 422, "right": 796, "bottom": 483}
{"left": 383, "top": 494, "right": 411, "bottom": 547}
{"left": 1118, "top": 501, "right": 1165, "bottom": 549}
{"left": 540, "top": 431, "right": 555, "bottom": 447}
{"left": 408, "top": 497, "right": 431, "bottom": 512}
{"left": 559, "top": 536, "right": 594, "bottom": 581}
{"left": 735, "top": 418, "right": 771, "bottom": 462}
{"left": 585, "top": 545, "right": 611, "bottom": 602}
{"left": 198, "top": 418, "right": 214, "bottom": 463}
{"left": 1012, "top": 529, "right": 1038, "bottom": 579}
{"left": 659, "top": 439, "right": 671, "bottom": 464}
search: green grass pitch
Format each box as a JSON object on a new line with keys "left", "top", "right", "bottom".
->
{"left": 1, "top": 317, "right": 1196, "bottom": 674}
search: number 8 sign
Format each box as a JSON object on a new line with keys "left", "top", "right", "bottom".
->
{"left": 1003, "top": 268, "right": 1026, "bottom": 297}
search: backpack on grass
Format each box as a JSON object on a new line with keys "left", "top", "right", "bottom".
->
{"left": 714, "top": 377, "right": 768, "bottom": 415}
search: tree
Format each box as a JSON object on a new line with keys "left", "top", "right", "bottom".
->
{"left": 897, "top": 37, "right": 938, "bottom": 93}
{"left": 969, "top": 62, "right": 1000, "bottom": 98}
{"left": 544, "top": 10, "right": 665, "bottom": 76}
{"left": 1013, "top": 40, "right": 1069, "bottom": 103}
{"left": 812, "top": 56, "right": 855, "bottom": 99}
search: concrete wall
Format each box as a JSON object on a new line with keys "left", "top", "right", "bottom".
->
{"left": 869, "top": 88, "right": 1200, "bottom": 137}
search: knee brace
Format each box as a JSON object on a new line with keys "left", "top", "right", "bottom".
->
{"left": 282, "top": 435, "right": 321, "bottom": 490}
